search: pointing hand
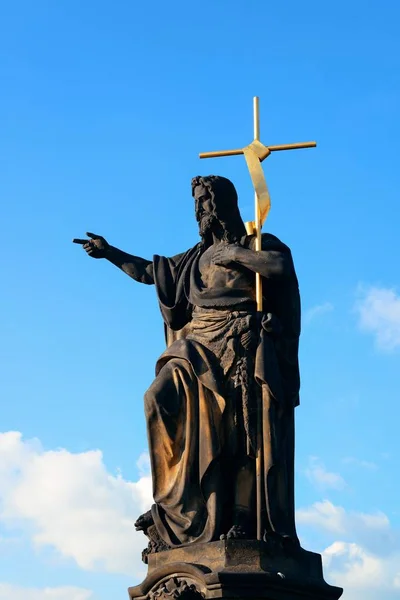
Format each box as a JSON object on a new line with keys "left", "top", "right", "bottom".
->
{"left": 72, "top": 232, "right": 109, "bottom": 259}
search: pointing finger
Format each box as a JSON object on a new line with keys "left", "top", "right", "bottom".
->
{"left": 72, "top": 238, "right": 88, "bottom": 244}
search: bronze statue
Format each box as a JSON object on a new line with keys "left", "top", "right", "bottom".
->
{"left": 73, "top": 175, "right": 301, "bottom": 557}
{"left": 72, "top": 98, "right": 343, "bottom": 600}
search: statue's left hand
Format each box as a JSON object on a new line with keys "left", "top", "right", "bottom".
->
{"left": 212, "top": 244, "right": 242, "bottom": 267}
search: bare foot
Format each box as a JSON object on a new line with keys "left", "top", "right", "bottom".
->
{"left": 134, "top": 509, "right": 154, "bottom": 534}
{"left": 220, "top": 525, "right": 247, "bottom": 540}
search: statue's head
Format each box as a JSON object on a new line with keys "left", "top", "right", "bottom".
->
{"left": 191, "top": 175, "right": 246, "bottom": 245}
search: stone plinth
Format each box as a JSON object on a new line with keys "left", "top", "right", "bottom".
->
{"left": 128, "top": 540, "right": 342, "bottom": 600}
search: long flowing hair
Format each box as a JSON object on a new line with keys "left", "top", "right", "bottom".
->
{"left": 191, "top": 175, "right": 247, "bottom": 245}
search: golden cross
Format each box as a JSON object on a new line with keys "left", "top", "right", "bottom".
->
{"left": 199, "top": 96, "right": 316, "bottom": 312}
{"left": 199, "top": 97, "right": 316, "bottom": 542}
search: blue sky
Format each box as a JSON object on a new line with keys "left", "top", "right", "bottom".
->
{"left": 1, "top": 1, "right": 400, "bottom": 599}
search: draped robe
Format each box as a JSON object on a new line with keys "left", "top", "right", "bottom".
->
{"left": 144, "top": 233, "right": 301, "bottom": 547}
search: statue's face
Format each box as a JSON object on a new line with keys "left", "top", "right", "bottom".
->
{"left": 192, "top": 175, "right": 244, "bottom": 244}
{"left": 194, "top": 185, "right": 213, "bottom": 218}
{"left": 194, "top": 184, "right": 219, "bottom": 239}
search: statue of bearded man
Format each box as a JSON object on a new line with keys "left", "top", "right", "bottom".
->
{"left": 74, "top": 175, "right": 301, "bottom": 557}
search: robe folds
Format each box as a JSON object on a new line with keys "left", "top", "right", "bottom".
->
{"left": 144, "top": 233, "right": 301, "bottom": 547}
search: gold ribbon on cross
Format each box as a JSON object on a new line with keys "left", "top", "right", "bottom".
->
{"left": 242, "top": 139, "right": 271, "bottom": 231}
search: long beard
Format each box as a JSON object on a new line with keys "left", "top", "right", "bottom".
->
{"left": 199, "top": 213, "right": 219, "bottom": 238}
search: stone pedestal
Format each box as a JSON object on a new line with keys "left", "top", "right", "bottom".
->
{"left": 128, "top": 540, "right": 342, "bottom": 600}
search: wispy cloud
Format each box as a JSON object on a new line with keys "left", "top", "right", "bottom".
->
{"left": 342, "top": 456, "right": 378, "bottom": 470}
{"left": 304, "top": 302, "right": 334, "bottom": 324}
{"left": 297, "top": 500, "right": 390, "bottom": 540}
{"left": 355, "top": 285, "right": 400, "bottom": 351}
{"left": 304, "top": 457, "right": 346, "bottom": 491}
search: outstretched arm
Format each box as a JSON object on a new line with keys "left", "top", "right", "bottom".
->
{"left": 106, "top": 246, "right": 154, "bottom": 284}
{"left": 73, "top": 232, "right": 154, "bottom": 284}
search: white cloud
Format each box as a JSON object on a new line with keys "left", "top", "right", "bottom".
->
{"left": 297, "top": 500, "right": 400, "bottom": 598}
{"left": 304, "top": 302, "right": 334, "bottom": 324}
{"left": 322, "top": 542, "right": 400, "bottom": 600}
{"left": 0, "top": 432, "right": 152, "bottom": 576}
{"left": 355, "top": 286, "right": 400, "bottom": 351}
{"left": 0, "top": 583, "right": 92, "bottom": 600}
{"left": 297, "top": 500, "right": 392, "bottom": 544}
{"left": 304, "top": 457, "right": 346, "bottom": 491}
{"left": 136, "top": 452, "right": 151, "bottom": 477}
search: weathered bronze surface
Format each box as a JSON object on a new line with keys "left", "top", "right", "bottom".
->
{"left": 73, "top": 175, "right": 301, "bottom": 554}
